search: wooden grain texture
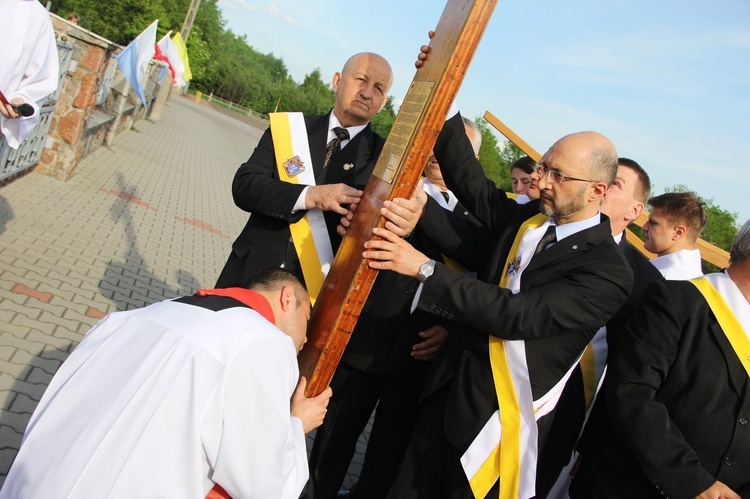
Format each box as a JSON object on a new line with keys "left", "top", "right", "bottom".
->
{"left": 483, "top": 110, "right": 730, "bottom": 269}
{"left": 299, "top": 0, "right": 499, "bottom": 397}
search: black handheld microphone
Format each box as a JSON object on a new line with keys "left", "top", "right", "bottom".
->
{"left": 0, "top": 90, "right": 35, "bottom": 117}
{"left": 11, "top": 103, "right": 35, "bottom": 117}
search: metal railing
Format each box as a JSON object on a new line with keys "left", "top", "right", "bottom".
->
{"left": 204, "top": 93, "right": 268, "bottom": 121}
{"left": 0, "top": 39, "right": 75, "bottom": 181}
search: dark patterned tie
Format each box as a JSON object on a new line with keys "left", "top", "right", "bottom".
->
{"left": 323, "top": 127, "right": 350, "bottom": 169}
{"left": 533, "top": 225, "right": 557, "bottom": 256}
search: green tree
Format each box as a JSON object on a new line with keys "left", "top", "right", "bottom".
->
{"left": 370, "top": 97, "right": 397, "bottom": 138}
{"left": 298, "top": 69, "right": 335, "bottom": 115}
{"left": 474, "top": 118, "right": 507, "bottom": 189}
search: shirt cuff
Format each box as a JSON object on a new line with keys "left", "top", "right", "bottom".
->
{"left": 292, "top": 186, "right": 310, "bottom": 213}
{"left": 410, "top": 282, "right": 424, "bottom": 313}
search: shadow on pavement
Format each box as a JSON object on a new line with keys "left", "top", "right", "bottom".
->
{"left": 99, "top": 172, "right": 200, "bottom": 311}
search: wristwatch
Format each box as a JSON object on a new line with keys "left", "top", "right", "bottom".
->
{"left": 417, "top": 259, "right": 436, "bottom": 283}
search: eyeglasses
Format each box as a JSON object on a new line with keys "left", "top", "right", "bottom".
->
{"left": 534, "top": 162, "right": 596, "bottom": 185}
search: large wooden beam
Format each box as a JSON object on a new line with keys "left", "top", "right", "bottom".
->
{"left": 298, "top": 0, "right": 499, "bottom": 397}
{"left": 483, "top": 110, "right": 730, "bottom": 269}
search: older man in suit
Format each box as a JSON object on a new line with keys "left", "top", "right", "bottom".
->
{"left": 216, "top": 53, "right": 392, "bottom": 289}
{"left": 362, "top": 112, "right": 633, "bottom": 498}
{"left": 306, "top": 118, "right": 486, "bottom": 499}
{"left": 578, "top": 219, "right": 750, "bottom": 498}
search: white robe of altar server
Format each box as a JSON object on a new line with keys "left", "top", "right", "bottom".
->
{"left": 0, "top": 0, "right": 59, "bottom": 149}
{"left": 1, "top": 299, "right": 308, "bottom": 499}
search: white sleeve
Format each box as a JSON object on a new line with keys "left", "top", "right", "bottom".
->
{"left": 0, "top": 6, "right": 59, "bottom": 148}
{"left": 208, "top": 336, "right": 307, "bottom": 499}
{"left": 292, "top": 186, "right": 310, "bottom": 213}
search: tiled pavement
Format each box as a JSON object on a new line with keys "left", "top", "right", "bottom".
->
{"left": 0, "top": 95, "right": 370, "bottom": 491}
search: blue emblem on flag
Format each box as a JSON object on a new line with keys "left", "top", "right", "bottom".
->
{"left": 283, "top": 156, "right": 305, "bottom": 178}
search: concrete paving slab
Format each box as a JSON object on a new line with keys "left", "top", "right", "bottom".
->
{"left": 0, "top": 96, "right": 373, "bottom": 492}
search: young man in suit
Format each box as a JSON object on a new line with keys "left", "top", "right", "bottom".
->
{"left": 362, "top": 112, "right": 633, "bottom": 498}
{"left": 550, "top": 158, "right": 664, "bottom": 497}
{"left": 579, "top": 219, "right": 750, "bottom": 498}
{"left": 216, "top": 52, "right": 393, "bottom": 289}
{"left": 642, "top": 191, "right": 707, "bottom": 280}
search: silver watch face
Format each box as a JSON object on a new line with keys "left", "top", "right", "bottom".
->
{"left": 418, "top": 260, "right": 435, "bottom": 282}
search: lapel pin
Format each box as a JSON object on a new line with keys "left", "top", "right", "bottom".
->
{"left": 343, "top": 163, "right": 354, "bottom": 171}
{"left": 572, "top": 245, "right": 578, "bottom": 250}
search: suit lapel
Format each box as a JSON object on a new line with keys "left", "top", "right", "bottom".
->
{"left": 319, "top": 125, "right": 377, "bottom": 185}
{"left": 708, "top": 317, "right": 748, "bottom": 398}
{"left": 306, "top": 114, "right": 329, "bottom": 177}
{"left": 525, "top": 228, "right": 590, "bottom": 274}
{"left": 524, "top": 218, "right": 611, "bottom": 274}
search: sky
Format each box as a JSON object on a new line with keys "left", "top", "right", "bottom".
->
{"left": 216, "top": 0, "right": 750, "bottom": 223}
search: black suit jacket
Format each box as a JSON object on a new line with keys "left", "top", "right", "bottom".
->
{"left": 216, "top": 112, "right": 384, "bottom": 287}
{"left": 592, "top": 279, "right": 750, "bottom": 498}
{"left": 342, "top": 197, "right": 482, "bottom": 385}
{"left": 415, "top": 114, "right": 633, "bottom": 471}
{"left": 571, "top": 238, "right": 665, "bottom": 452}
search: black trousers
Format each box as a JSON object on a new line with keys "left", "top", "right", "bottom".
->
{"left": 306, "top": 363, "right": 422, "bottom": 499}
{"left": 387, "top": 383, "right": 500, "bottom": 499}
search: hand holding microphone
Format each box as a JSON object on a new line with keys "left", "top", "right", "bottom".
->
{"left": 0, "top": 90, "right": 35, "bottom": 119}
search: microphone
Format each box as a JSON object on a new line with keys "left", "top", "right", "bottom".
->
{"left": 0, "top": 90, "right": 35, "bottom": 117}
{"left": 12, "top": 103, "right": 35, "bottom": 117}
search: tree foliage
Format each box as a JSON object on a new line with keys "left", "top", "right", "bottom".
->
{"left": 370, "top": 97, "right": 397, "bottom": 138}
{"left": 662, "top": 184, "right": 740, "bottom": 253}
{"left": 472, "top": 117, "right": 519, "bottom": 191}
{"left": 49, "top": 0, "right": 381, "bottom": 117}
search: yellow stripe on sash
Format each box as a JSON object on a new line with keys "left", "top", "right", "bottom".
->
{"left": 690, "top": 277, "right": 750, "bottom": 377}
{"left": 580, "top": 344, "right": 597, "bottom": 409}
{"left": 443, "top": 255, "right": 467, "bottom": 274}
{"left": 467, "top": 213, "right": 546, "bottom": 498}
{"left": 270, "top": 113, "right": 327, "bottom": 304}
{"left": 498, "top": 213, "right": 547, "bottom": 289}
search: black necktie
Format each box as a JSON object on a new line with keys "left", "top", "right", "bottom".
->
{"left": 323, "top": 127, "right": 350, "bottom": 169}
{"left": 441, "top": 191, "right": 450, "bottom": 203}
{"left": 533, "top": 225, "right": 557, "bottom": 256}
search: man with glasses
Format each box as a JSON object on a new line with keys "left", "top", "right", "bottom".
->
{"left": 361, "top": 112, "right": 633, "bottom": 498}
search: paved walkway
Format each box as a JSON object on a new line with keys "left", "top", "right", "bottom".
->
{"left": 0, "top": 95, "right": 368, "bottom": 491}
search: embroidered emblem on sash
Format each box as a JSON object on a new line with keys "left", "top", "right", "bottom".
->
{"left": 506, "top": 256, "right": 522, "bottom": 276}
{"left": 283, "top": 156, "right": 305, "bottom": 178}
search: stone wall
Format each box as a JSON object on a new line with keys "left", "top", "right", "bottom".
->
{"left": 35, "top": 15, "right": 165, "bottom": 182}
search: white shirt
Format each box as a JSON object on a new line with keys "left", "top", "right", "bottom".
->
{"left": 293, "top": 112, "right": 368, "bottom": 212}
{"left": 0, "top": 0, "right": 59, "bottom": 149}
{"left": 504, "top": 212, "right": 602, "bottom": 294}
{"left": 650, "top": 248, "right": 703, "bottom": 280}
{"left": 1, "top": 299, "right": 307, "bottom": 499}
{"left": 422, "top": 177, "right": 458, "bottom": 211}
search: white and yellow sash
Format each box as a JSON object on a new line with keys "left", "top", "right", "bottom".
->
{"left": 462, "top": 213, "right": 582, "bottom": 499}
{"left": 691, "top": 274, "right": 750, "bottom": 377}
{"left": 270, "top": 112, "right": 334, "bottom": 304}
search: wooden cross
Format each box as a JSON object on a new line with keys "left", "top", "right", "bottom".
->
{"left": 298, "top": 0, "right": 499, "bottom": 396}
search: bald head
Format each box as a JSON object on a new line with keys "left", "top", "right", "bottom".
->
{"left": 536, "top": 131, "right": 618, "bottom": 224}
{"left": 332, "top": 52, "right": 393, "bottom": 127}
{"left": 550, "top": 131, "right": 618, "bottom": 185}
